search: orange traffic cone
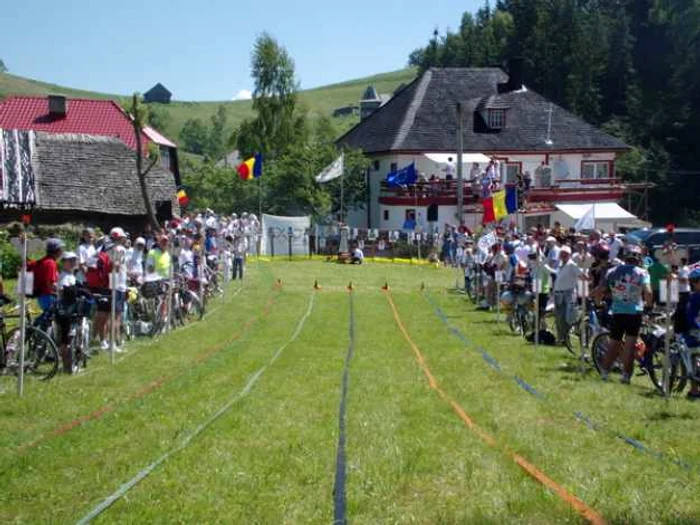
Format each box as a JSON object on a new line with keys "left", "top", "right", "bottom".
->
{"left": 381, "top": 280, "right": 390, "bottom": 291}
{"left": 314, "top": 279, "right": 322, "bottom": 290}
{"left": 347, "top": 281, "right": 354, "bottom": 291}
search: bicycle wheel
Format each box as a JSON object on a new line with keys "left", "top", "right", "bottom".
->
{"left": 7, "top": 326, "right": 59, "bottom": 380}
{"left": 563, "top": 320, "right": 578, "bottom": 356}
{"left": 184, "top": 292, "right": 204, "bottom": 324}
{"left": 650, "top": 342, "right": 688, "bottom": 394}
{"left": 590, "top": 331, "right": 613, "bottom": 374}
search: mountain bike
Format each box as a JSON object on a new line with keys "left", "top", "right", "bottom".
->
{"left": 666, "top": 335, "right": 700, "bottom": 394}
{"left": 0, "top": 296, "right": 59, "bottom": 380}
{"left": 590, "top": 313, "right": 669, "bottom": 391}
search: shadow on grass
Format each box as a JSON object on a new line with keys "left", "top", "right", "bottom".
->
{"left": 645, "top": 409, "right": 696, "bottom": 422}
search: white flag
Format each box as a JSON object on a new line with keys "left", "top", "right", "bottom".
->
{"left": 315, "top": 154, "right": 344, "bottom": 183}
{"left": 574, "top": 205, "right": 596, "bottom": 232}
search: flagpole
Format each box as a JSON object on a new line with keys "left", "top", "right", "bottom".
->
{"left": 340, "top": 153, "right": 345, "bottom": 225}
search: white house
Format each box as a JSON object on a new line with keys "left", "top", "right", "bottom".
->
{"left": 338, "top": 64, "right": 646, "bottom": 233}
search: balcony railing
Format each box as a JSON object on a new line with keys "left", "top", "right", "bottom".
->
{"left": 378, "top": 178, "right": 631, "bottom": 206}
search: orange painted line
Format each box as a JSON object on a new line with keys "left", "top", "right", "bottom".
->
{"left": 17, "top": 294, "right": 278, "bottom": 454}
{"left": 385, "top": 294, "right": 606, "bottom": 525}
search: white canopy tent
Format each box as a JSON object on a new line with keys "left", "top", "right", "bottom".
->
{"left": 424, "top": 153, "right": 491, "bottom": 165}
{"left": 554, "top": 203, "right": 648, "bottom": 230}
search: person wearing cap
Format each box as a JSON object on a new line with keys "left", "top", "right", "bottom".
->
{"left": 546, "top": 244, "right": 584, "bottom": 345}
{"left": 34, "top": 238, "right": 64, "bottom": 314}
{"left": 146, "top": 235, "right": 171, "bottom": 279}
{"left": 54, "top": 252, "right": 80, "bottom": 372}
{"left": 544, "top": 236, "right": 561, "bottom": 280}
{"left": 128, "top": 237, "right": 146, "bottom": 283}
{"left": 593, "top": 244, "right": 652, "bottom": 384}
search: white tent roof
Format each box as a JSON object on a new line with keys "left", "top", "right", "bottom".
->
{"left": 425, "top": 153, "right": 491, "bottom": 165}
{"left": 555, "top": 202, "right": 636, "bottom": 221}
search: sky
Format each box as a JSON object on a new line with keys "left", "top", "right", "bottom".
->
{"left": 1, "top": 0, "right": 482, "bottom": 101}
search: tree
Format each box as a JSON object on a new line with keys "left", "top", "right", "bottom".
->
{"left": 147, "top": 104, "right": 171, "bottom": 133}
{"left": 236, "top": 33, "right": 301, "bottom": 160}
{"left": 179, "top": 118, "right": 208, "bottom": 155}
{"left": 128, "top": 94, "right": 160, "bottom": 230}
{"left": 206, "top": 105, "right": 228, "bottom": 160}
{"left": 0, "top": 59, "right": 6, "bottom": 73}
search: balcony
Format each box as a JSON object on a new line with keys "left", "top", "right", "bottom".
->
{"left": 378, "top": 178, "right": 641, "bottom": 207}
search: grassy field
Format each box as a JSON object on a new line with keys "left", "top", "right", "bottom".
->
{"left": 1, "top": 261, "right": 699, "bottom": 524}
{"left": 0, "top": 68, "right": 417, "bottom": 142}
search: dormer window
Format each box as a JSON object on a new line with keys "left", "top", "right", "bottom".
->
{"left": 487, "top": 109, "right": 506, "bottom": 129}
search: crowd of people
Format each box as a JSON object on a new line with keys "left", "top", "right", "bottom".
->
{"left": 20, "top": 211, "right": 260, "bottom": 374}
{"left": 450, "top": 222, "right": 700, "bottom": 399}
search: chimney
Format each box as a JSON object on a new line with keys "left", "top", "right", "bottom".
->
{"left": 507, "top": 57, "right": 525, "bottom": 92}
{"left": 48, "top": 95, "right": 67, "bottom": 118}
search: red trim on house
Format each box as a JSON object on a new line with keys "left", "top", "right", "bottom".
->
{"left": 365, "top": 148, "right": 628, "bottom": 156}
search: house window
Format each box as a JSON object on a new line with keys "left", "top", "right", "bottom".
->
{"left": 373, "top": 160, "right": 380, "bottom": 171}
{"left": 390, "top": 162, "right": 398, "bottom": 173}
{"left": 487, "top": 109, "right": 506, "bottom": 129}
{"left": 160, "top": 147, "right": 170, "bottom": 171}
{"left": 581, "top": 161, "right": 611, "bottom": 181}
{"left": 505, "top": 162, "right": 522, "bottom": 183}
{"left": 383, "top": 210, "right": 389, "bottom": 221}
{"left": 405, "top": 209, "right": 416, "bottom": 221}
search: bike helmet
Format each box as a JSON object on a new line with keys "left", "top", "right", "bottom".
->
{"left": 690, "top": 267, "right": 700, "bottom": 282}
{"left": 623, "top": 243, "right": 643, "bottom": 263}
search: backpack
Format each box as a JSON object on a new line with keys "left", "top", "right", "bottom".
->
{"left": 25, "top": 259, "right": 38, "bottom": 298}
{"left": 86, "top": 250, "right": 113, "bottom": 289}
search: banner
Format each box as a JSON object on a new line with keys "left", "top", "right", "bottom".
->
{"left": 386, "top": 163, "right": 417, "bottom": 188}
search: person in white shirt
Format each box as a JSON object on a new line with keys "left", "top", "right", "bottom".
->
{"left": 572, "top": 240, "right": 594, "bottom": 270}
{"left": 58, "top": 252, "right": 78, "bottom": 293}
{"left": 56, "top": 252, "right": 79, "bottom": 373}
{"left": 547, "top": 245, "right": 583, "bottom": 344}
{"left": 127, "top": 237, "right": 146, "bottom": 283}
{"left": 351, "top": 245, "right": 364, "bottom": 265}
{"left": 608, "top": 233, "right": 623, "bottom": 261}
{"left": 179, "top": 238, "right": 196, "bottom": 279}
{"left": 443, "top": 157, "right": 456, "bottom": 180}
{"left": 77, "top": 228, "right": 97, "bottom": 285}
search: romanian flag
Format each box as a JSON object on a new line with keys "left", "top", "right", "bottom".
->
{"left": 493, "top": 190, "right": 508, "bottom": 221}
{"left": 482, "top": 197, "right": 496, "bottom": 225}
{"left": 177, "top": 186, "right": 190, "bottom": 208}
{"left": 237, "top": 153, "right": 263, "bottom": 180}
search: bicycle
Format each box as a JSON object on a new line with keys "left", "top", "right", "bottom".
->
{"left": 56, "top": 293, "right": 94, "bottom": 372}
{"left": 590, "top": 313, "right": 669, "bottom": 391}
{"left": 666, "top": 334, "right": 700, "bottom": 394}
{"left": 0, "top": 295, "right": 59, "bottom": 381}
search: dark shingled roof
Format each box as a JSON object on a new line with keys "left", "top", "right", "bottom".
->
{"left": 338, "top": 68, "right": 629, "bottom": 154}
{"left": 34, "top": 132, "right": 176, "bottom": 216}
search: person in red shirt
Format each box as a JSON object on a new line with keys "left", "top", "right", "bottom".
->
{"left": 34, "top": 238, "right": 64, "bottom": 313}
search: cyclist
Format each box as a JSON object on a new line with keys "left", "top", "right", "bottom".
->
{"left": 593, "top": 244, "right": 653, "bottom": 384}
{"left": 683, "top": 267, "right": 700, "bottom": 400}
{"left": 146, "top": 235, "right": 171, "bottom": 279}
{"left": 33, "top": 238, "right": 64, "bottom": 317}
{"left": 56, "top": 252, "right": 79, "bottom": 373}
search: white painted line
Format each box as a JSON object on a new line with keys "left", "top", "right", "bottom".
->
{"left": 75, "top": 293, "right": 316, "bottom": 524}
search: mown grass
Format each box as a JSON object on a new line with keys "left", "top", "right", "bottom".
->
{"left": 0, "top": 260, "right": 698, "bottom": 524}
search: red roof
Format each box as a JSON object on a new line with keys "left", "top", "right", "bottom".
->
{"left": 0, "top": 96, "right": 157, "bottom": 153}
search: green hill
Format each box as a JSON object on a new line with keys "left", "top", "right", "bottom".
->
{"left": 0, "top": 68, "right": 417, "bottom": 144}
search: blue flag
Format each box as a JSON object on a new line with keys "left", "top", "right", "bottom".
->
{"left": 505, "top": 186, "right": 518, "bottom": 214}
{"left": 386, "top": 162, "right": 417, "bottom": 187}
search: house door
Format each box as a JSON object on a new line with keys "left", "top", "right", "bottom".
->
{"left": 427, "top": 204, "right": 438, "bottom": 223}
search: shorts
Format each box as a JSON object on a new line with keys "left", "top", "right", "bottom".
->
{"left": 610, "top": 314, "right": 643, "bottom": 342}
{"left": 37, "top": 294, "right": 56, "bottom": 312}
{"left": 93, "top": 289, "right": 125, "bottom": 314}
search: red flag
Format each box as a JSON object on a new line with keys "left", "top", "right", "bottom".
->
{"left": 482, "top": 197, "right": 496, "bottom": 225}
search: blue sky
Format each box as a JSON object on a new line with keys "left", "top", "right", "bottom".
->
{"left": 2, "top": 0, "right": 482, "bottom": 101}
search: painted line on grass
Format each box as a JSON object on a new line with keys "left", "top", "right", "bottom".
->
{"left": 75, "top": 292, "right": 316, "bottom": 525}
{"left": 424, "top": 292, "right": 696, "bottom": 472}
{"left": 17, "top": 294, "right": 277, "bottom": 454}
{"left": 332, "top": 291, "right": 355, "bottom": 525}
{"left": 386, "top": 293, "right": 606, "bottom": 525}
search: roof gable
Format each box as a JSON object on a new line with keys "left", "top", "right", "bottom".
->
{"left": 145, "top": 83, "right": 172, "bottom": 97}
{"left": 338, "top": 67, "right": 628, "bottom": 153}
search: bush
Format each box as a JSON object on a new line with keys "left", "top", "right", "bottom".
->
{"left": 0, "top": 240, "right": 21, "bottom": 279}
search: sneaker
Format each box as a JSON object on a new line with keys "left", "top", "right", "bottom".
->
{"left": 100, "top": 340, "right": 110, "bottom": 351}
{"left": 620, "top": 374, "right": 631, "bottom": 385}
